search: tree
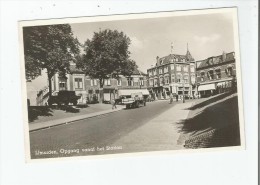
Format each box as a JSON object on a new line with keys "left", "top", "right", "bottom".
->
{"left": 77, "top": 29, "right": 136, "bottom": 103}
{"left": 23, "top": 24, "right": 80, "bottom": 101}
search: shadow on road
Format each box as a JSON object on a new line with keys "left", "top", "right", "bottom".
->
{"left": 187, "top": 92, "right": 233, "bottom": 110}
{"left": 177, "top": 95, "right": 241, "bottom": 147}
{"left": 28, "top": 104, "right": 90, "bottom": 122}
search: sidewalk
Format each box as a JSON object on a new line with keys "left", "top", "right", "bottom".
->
{"left": 110, "top": 101, "right": 194, "bottom": 153}
{"left": 29, "top": 104, "right": 124, "bottom": 132}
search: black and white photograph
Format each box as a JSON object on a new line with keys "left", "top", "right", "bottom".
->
{"left": 19, "top": 7, "right": 244, "bottom": 161}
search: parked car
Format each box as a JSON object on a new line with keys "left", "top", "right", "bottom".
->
{"left": 121, "top": 92, "right": 146, "bottom": 109}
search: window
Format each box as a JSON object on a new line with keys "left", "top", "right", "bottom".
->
{"left": 154, "top": 79, "right": 158, "bottom": 86}
{"left": 149, "top": 79, "right": 154, "bottom": 86}
{"left": 171, "top": 75, "right": 175, "bottom": 83}
{"left": 59, "top": 78, "right": 67, "bottom": 91}
{"left": 59, "top": 82, "right": 67, "bottom": 90}
{"left": 216, "top": 69, "right": 221, "bottom": 79}
{"left": 94, "top": 79, "right": 97, "bottom": 86}
{"left": 201, "top": 72, "right": 205, "bottom": 82}
{"left": 164, "top": 76, "right": 169, "bottom": 84}
{"left": 90, "top": 79, "right": 93, "bottom": 86}
{"left": 177, "top": 74, "right": 182, "bottom": 83}
{"left": 75, "top": 78, "right": 83, "bottom": 89}
{"left": 191, "top": 75, "right": 196, "bottom": 84}
{"left": 227, "top": 67, "right": 233, "bottom": 76}
{"left": 164, "top": 66, "right": 168, "bottom": 73}
{"left": 170, "top": 64, "right": 174, "bottom": 70}
{"left": 104, "top": 79, "right": 111, "bottom": 86}
{"left": 184, "top": 75, "right": 189, "bottom": 83}
{"left": 153, "top": 69, "right": 157, "bottom": 75}
{"left": 159, "top": 77, "right": 164, "bottom": 85}
{"left": 127, "top": 77, "right": 133, "bottom": 86}
{"left": 208, "top": 70, "right": 214, "bottom": 80}
{"left": 190, "top": 65, "right": 195, "bottom": 72}
{"left": 139, "top": 77, "right": 144, "bottom": 86}
{"left": 183, "top": 66, "right": 188, "bottom": 72}
{"left": 140, "top": 79, "right": 144, "bottom": 86}
{"left": 149, "top": 70, "right": 152, "bottom": 76}
{"left": 117, "top": 79, "right": 122, "bottom": 86}
{"left": 176, "top": 65, "right": 181, "bottom": 71}
{"left": 159, "top": 68, "right": 163, "bottom": 74}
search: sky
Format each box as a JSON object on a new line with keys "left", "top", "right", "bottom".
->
{"left": 70, "top": 12, "right": 235, "bottom": 73}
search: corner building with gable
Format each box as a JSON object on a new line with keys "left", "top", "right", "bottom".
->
{"left": 147, "top": 48, "right": 196, "bottom": 100}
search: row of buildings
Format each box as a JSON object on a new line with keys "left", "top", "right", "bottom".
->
{"left": 36, "top": 65, "right": 149, "bottom": 105}
{"left": 36, "top": 48, "right": 237, "bottom": 106}
{"left": 146, "top": 49, "right": 237, "bottom": 100}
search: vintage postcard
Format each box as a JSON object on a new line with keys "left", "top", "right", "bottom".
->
{"left": 19, "top": 7, "right": 245, "bottom": 162}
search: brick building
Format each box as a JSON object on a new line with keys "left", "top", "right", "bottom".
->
{"left": 147, "top": 48, "right": 196, "bottom": 100}
{"left": 37, "top": 63, "right": 148, "bottom": 105}
{"left": 196, "top": 51, "right": 237, "bottom": 98}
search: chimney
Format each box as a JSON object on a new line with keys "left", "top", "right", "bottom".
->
{"left": 222, "top": 51, "right": 226, "bottom": 62}
{"left": 156, "top": 56, "right": 160, "bottom": 66}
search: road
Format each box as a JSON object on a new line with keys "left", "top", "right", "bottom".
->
{"left": 30, "top": 100, "right": 181, "bottom": 159}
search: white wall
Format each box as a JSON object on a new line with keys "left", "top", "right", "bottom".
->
{"left": 26, "top": 69, "right": 48, "bottom": 105}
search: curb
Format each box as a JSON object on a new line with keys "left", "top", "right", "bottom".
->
{"left": 29, "top": 107, "right": 124, "bottom": 132}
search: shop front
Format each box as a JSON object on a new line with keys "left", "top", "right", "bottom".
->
{"left": 198, "top": 83, "right": 216, "bottom": 98}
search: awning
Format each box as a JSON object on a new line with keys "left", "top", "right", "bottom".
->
{"left": 118, "top": 89, "right": 150, "bottom": 96}
{"left": 217, "top": 82, "right": 226, "bottom": 87}
{"left": 198, "top": 84, "right": 216, "bottom": 91}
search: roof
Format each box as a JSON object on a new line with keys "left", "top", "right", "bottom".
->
{"left": 132, "top": 67, "right": 147, "bottom": 76}
{"left": 152, "top": 50, "right": 195, "bottom": 68}
{"left": 197, "top": 52, "right": 235, "bottom": 69}
{"left": 69, "top": 64, "right": 85, "bottom": 74}
{"left": 69, "top": 64, "right": 146, "bottom": 76}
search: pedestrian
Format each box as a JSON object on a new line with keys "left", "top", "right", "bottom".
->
{"left": 111, "top": 98, "right": 117, "bottom": 110}
{"left": 176, "top": 94, "right": 178, "bottom": 102}
{"left": 169, "top": 93, "right": 173, "bottom": 104}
